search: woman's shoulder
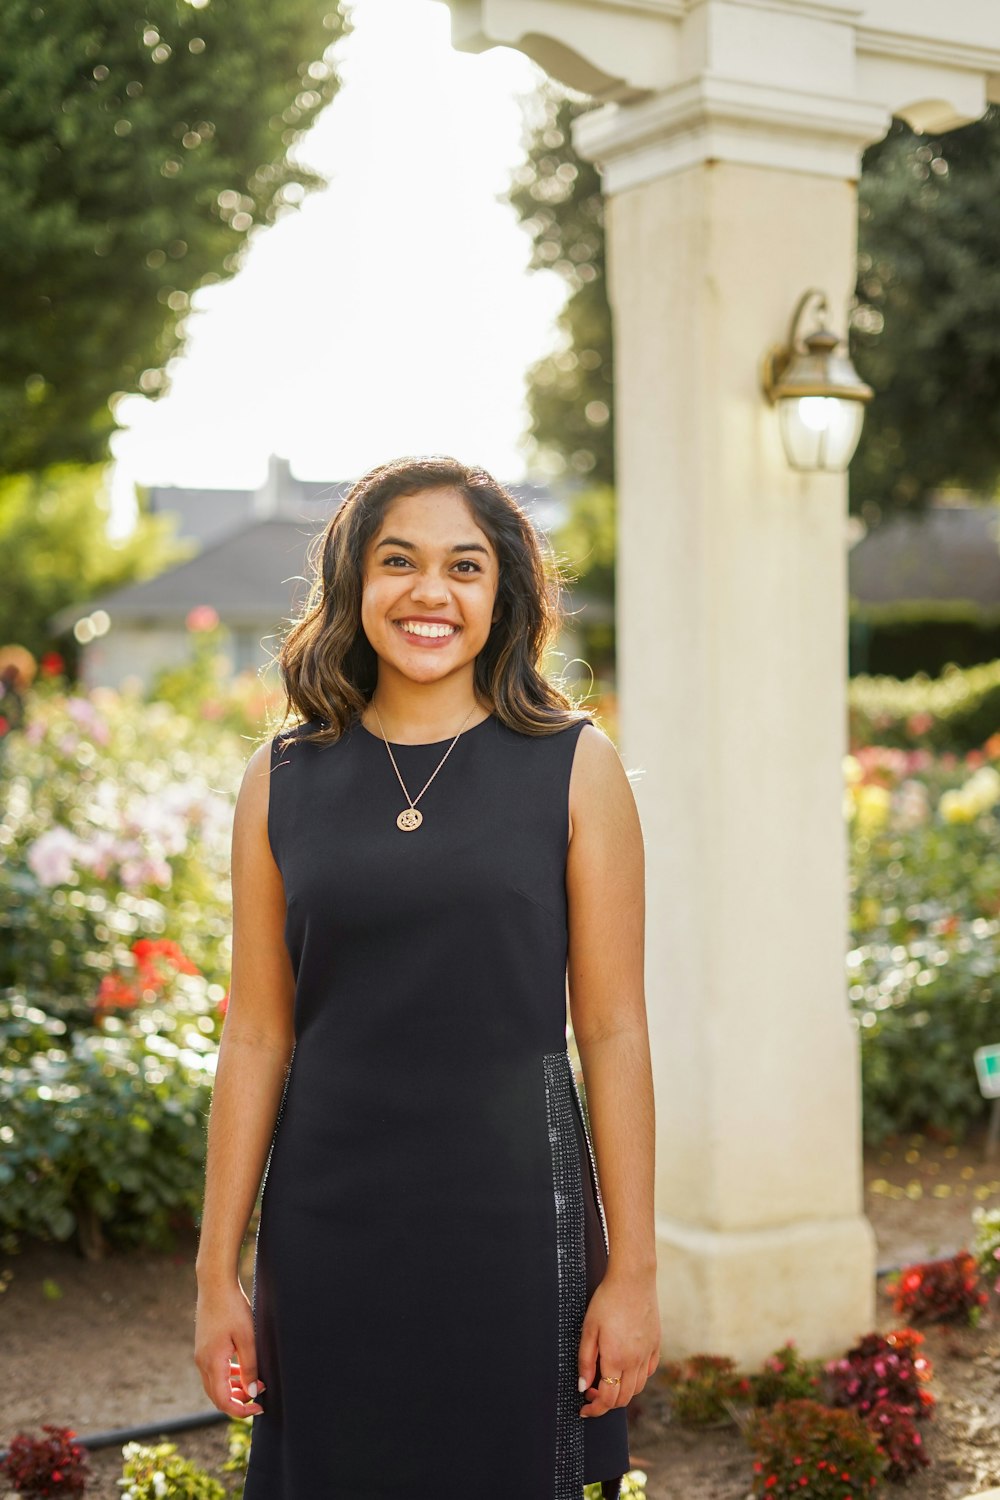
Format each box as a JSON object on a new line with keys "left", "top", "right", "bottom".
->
{"left": 497, "top": 709, "right": 598, "bottom": 741}
{"left": 270, "top": 716, "right": 328, "bottom": 751}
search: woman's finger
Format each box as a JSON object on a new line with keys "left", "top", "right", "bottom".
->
{"left": 616, "top": 1365, "right": 639, "bottom": 1408}
{"left": 580, "top": 1362, "right": 624, "bottom": 1418}
{"left": 221, "top": 1352, "right": 264, "bottom": 1417}
{"left": 577, "top": 1317, "right": 599, "bottom": 1396}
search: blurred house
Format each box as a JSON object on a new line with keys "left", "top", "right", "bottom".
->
{"left": 848, "top": 492, "right": 1000, "bottom": 676}
{"left": 52, "top": 456, "right": 599, "bottom": 691}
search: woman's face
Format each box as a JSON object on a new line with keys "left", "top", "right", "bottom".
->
{"left": 360, "top": 487, "right": 500, "bottom": 689}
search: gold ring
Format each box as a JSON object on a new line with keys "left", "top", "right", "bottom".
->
{"left": 601, "top": 1374, "right": 622, "bottom": 1385}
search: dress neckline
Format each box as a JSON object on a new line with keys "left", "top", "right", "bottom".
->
{"left": 354, "top": 711, "right": 497, "bottom": 749}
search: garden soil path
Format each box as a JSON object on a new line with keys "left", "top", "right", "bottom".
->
{"left": 4, "top": 1131, "right": 1000, "bottom": 1499}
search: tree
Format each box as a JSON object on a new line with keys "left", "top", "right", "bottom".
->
{"left": 0, "top": 0, "right": 349, "bottom": 477}
{"left": 850, "top": 107, "right": 1000, "bottom": 525}
{"left": 0, "top": 465, "right": 190, "bottom": 666}
{"left": 508, "top": 85, "right": 613, "bottom": 486}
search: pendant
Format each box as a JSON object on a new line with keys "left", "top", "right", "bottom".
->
{"left": 397, "top": 807, "right": 423, "bottom": 831}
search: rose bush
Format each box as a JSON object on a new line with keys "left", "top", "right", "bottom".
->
{"left": 0, "top": 680, "right": 269, "bottom": 1254}
{"left": 846, "top": 731, "right": 1000, "bottom": 1143}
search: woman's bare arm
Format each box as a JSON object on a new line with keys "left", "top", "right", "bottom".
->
{"left": 194, "top": 738, "right": 296, "bottom": 1415}
{"left": 566, "top": 722, "right": 659, "bottom": 1415}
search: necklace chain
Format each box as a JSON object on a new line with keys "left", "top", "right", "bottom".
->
{"left": 369, "top": 700, "right": 479, "bottom": 831}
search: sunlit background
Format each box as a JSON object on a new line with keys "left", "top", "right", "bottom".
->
{"left": 106, "top": 0, "right": 565, "bottom": 538}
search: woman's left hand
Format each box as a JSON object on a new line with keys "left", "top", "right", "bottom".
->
{"left": 577, "top": 1266, "right": 661, "bottom": 1416}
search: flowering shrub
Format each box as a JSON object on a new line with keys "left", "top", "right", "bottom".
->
{"left": 118, "top": 1439, "right": 226, "bottom": 1498}
{"left": 970, "top": 1203, "right": 1000, "bottom": 1284}
{"left": 825, "top": 1329, "right": 935, "bottom": 1418}
{"left": 885, "top": 1250, "right": 988, "bottom": 1326}
{"left": 848, "top": 661, "right": 1000, "bottom": 755}
{"left": 222, "top": 1417, "right": 253, "bottom": 1474}
{"left": 0, "top": 1423, "right": 90, "bottom": 1497}
{"left": 659, "top": 1353, "right": 751, "bottom": 1425}
{"left": 865, "top": 1397, "right": 930, "bottom": 1481}
{"left": 846, "top": 728, "right": 1000, "bottom": 1143}
{"left": 0, "top": 685, "right": 246, "bottom": 1005}
{"left": 0, "top": 683, "right": 257, "bottom": 1253}
{"left": 149, "top": 607, "right": 283, "bottom": 735}
{"left": 584, "top": 1473, "right": 647, "bottom": 1498}
{"left": 219, "top": 1416, "right": 648, "bottom": 1497}
{"left": 747, "top": 1341, "right": 825, "bottom": 1410}
{"left": 745, "top": 1397, "right": 888, "bottom": 1498}
{"left": 0, "top": 983, "right": 217, "bottom": 1256}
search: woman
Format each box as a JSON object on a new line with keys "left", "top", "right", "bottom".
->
{"left": 194, "top": 456, "right": 660, "bottom": 1499}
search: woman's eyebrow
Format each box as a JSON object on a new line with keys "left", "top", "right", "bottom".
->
{"left": 375, "top": 536, "right": 490, "bottom": 556}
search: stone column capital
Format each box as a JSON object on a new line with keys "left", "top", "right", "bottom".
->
{"left": 448, "top": 0, "right": 1000, "bottom": 189}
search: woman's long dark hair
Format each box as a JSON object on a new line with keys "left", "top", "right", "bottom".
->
{"left": 268, "top": 455, "right": 594, "bottom": 747}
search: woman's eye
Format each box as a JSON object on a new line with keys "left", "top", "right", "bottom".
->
{"left": 383, "top": 556, "right": 481, "bottom": 573}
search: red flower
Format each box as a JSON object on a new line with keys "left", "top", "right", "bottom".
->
{"left": 131, "top": 938, "right": 201, "bottom": 994}
{"left": 94, "top": 974, "right": 139, "bottom": 1013}
{"left": 40, "top": 651, "right": 65, "bottom": 677}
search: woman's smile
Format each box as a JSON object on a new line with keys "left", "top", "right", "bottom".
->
{"left": 392, "top": 617, "right": 462, "bottom": 647}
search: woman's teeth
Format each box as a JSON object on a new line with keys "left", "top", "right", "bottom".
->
{"left": 397, "top": 621, "right": 457, "bottom": 638}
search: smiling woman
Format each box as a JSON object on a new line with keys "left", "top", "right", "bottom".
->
{"left": 193, "top": 456, "right": 659, "bottom": 1500}
{"left": 273, "top": 454, "right": 581, "bottom": 744}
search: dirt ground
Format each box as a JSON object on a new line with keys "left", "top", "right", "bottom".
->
{"left": 4, "top": 1130, "right": 1000, "bottom": 1500}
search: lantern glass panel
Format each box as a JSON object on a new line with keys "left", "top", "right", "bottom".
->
{"left": 777, "top": 395, "right": 864, "bottom": 472}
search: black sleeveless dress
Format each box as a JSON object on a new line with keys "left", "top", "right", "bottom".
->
{"left": 243, "top": 710, "right": 631, "bottom": 1499}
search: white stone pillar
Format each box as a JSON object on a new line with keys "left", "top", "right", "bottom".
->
{"left": 449, "top": 0, "right": 1000, "bottom": 1365}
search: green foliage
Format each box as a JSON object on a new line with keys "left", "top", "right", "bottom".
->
{"left": 846, "top": 735, "right": 1000, "bottom": 1143}
{"left": 848, "top": 657, "right": 1000, "bottom": 753}
{"left": 748, "top": 1342, "right": 825, "bottom": 1410}
{"left": 584, "top": 1473, "right": 646, "bottom": 1499}
{"left": 118, "top": 1440, "right": 226, "bottom": 1499}
{"left": 660, "top": 1353, "right": 749, "bottom": 1425}
{"left": 0, "top": 0, "right": 348, "bottom": 476}
{"left": 849, "top": 599, "right": 1000, "bottom": 682}
{"left": 970, "top": 1203, "right": 1000, "bottom": 1282}
{"left": 854, "top": 925, "right": 1000, "bottom": 1147}
{"left": 745, "top": 1398, "right": 889, "bottom": 1499}
{"left": 0, "top": 682, "right": 258, "bottom": 1253}
{"left": 0, "top": 463, "right": 189, "bottom": 663}
{"left": 551, "top": 482, "right": 616, "bottom": 677}
{"left": 508, "top": 83, "right": 613, "bottom": 487}
{"left": 851, "top": 107, "right": 1000, "bottom": 523}
{"left": 0, "top": 986, "right": 216, "bottom": 1257}
{"left": 222, "top": 1417, "right": 253, "bottom": 1475}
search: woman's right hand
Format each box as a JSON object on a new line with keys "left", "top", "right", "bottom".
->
{"left": 194, "top": 1279, "right": 267, "bottom": 1418}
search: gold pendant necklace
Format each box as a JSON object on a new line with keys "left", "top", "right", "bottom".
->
{"left": 370, "top": 700, "right": 478, "bottom": 831}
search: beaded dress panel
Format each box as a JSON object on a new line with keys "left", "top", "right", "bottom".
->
{"left": 243, "top": 711, "right": 630, "bottom": 1499}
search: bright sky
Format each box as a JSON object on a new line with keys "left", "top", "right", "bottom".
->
{"left": 107, "top": 0, "right": 567, "bottom": 537}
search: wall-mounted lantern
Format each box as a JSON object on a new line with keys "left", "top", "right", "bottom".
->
{"left": 760, "top": 289, "right": 874, "bottom": 473}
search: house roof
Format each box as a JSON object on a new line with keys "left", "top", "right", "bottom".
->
{"left": 51, "top": 517, "right": 326, "bottom": 632}
{"left": 848, "top": 503, "right": 1000, "bottom": 608}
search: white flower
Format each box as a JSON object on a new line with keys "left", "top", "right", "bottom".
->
{"left": 26, "top": 826, "right": 82, "bottom": 886}
{"left": 892, "top": 778, "right": 930, "bottom": 831}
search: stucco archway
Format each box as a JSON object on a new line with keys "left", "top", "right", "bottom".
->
{"left": 447, "top": 0, "right": 1000, "bottom": 1363}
